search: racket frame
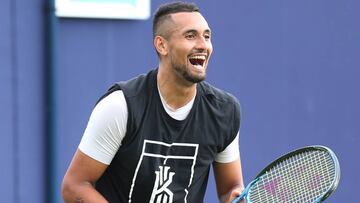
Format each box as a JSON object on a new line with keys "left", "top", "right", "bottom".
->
{"left": 232, "top": 145, "right": 340, "bottom": 203}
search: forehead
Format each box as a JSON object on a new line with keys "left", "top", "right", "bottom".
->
{"left": 169, "top": 12, "right": 211, "bottom": 33}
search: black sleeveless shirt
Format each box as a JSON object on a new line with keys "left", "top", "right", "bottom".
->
{"left": 95, "top": 69, "right": 241, "bottom": 203}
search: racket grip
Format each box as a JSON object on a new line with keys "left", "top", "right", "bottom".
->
{"left": 231, "top": 178, "right": 257, "bottom": 203}
{"left": 230, "top": 195, "right": 244, "bottom": 203}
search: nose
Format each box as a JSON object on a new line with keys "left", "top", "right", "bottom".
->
{"left": 195, "top": 36, "right": 209, "bottom": 50}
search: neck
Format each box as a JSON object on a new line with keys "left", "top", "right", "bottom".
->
{"left": 157, "top": 65, "right": 197, "bottom": 109}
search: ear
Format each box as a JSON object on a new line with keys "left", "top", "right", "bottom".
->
{"left": 154, "top": 36, "right": 168, "bottom": 56}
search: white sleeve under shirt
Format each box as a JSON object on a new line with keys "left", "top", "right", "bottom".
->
{"left": 79, "top": 90, "right": 240, "bottom": 165}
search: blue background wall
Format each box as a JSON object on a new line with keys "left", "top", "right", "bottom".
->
{"left": 1, "top": 0, "right": 359, "bottom": 202}
{"left": 1, "top": 0, "right": 45, "bottom": 202}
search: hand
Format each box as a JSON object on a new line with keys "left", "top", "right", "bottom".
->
{"left": 219, "top": 186, "right": 245, "bottom": 203}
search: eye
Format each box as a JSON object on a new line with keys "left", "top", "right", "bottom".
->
{"left": 185, "top": 33, "right": 196, "bottom": 40}
{"left": 204, "top": 34, "right": 211, "bottom": 40}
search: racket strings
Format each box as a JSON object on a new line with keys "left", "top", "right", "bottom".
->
{"left": 249, "top": 150, "right": 335, "bottom": 202}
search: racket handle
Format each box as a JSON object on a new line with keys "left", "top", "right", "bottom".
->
{"left": 231, "top": 178, "right": 258, "bottom": 203}
{"left": 231, "top": 195, "right": 244, "bottom": 203}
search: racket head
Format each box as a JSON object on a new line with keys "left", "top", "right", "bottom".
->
{"left": 246, "top": 145, "right": 340, "bottom": 203}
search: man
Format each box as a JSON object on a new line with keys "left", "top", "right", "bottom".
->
{"left": 62, "top": 2, "right": 245, "bottom": 203}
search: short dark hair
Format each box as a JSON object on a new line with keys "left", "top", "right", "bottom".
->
{"left": 153, "top": 2, "right": 200, "bottom": 38}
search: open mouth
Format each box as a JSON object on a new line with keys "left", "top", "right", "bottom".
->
{"left": 189, "top": 55, "right": 206, "bottom": 67}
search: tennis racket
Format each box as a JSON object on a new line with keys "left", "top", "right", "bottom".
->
{"left": 231, "top": 145, "right": 340, "bottom": 203}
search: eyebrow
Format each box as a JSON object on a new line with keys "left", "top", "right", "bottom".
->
{"left": 183, "top": 28, "right": 212, "bottom": 35}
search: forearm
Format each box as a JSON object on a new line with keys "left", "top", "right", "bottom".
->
{"left": 214, "top": 158, "right": 245, "bottom": 203}
{"left": 62, "top": 181, "right": 108, "bottom": 203}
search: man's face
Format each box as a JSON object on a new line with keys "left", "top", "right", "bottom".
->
{"left": 165, "top": 12, "right": 213, "bottom": 84}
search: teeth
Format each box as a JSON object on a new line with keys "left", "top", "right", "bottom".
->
{"left": 189, "top": 55, "right": 206, "bottom": 60}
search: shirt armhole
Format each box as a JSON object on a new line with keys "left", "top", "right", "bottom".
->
{"left": 78, "top": 90, "right": 128, "bottom": 165}
{"left": 214, "top": 131, "right": 240, "bottom": 163}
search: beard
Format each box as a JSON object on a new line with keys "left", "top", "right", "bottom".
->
{"left": 171, "top": 59, "right": 206, "bottom": 84}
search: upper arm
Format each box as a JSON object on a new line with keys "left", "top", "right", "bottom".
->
{"left": 63, "top": 149, "right": 109, "bottom": 186}
{"left": 79, "top": 90, "right": 128, "bottom": 165}
{"left": 61, "top": 149, "right": 110, "bottom": 202}
{"left": 213, "top": 132, "right": 243, "bottom": 196}
{"left": 64, "top": 89, "right": 128, "bottom": 182}
{"left": 213, "top": 130, "right": 244, "bottom": 201}
{"left": 62, "top": 90, "right": 127, "bottom": 201}
{"left": 215, "top": 133, "right": 240, "bottom": 163}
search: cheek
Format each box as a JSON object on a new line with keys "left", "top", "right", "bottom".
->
{"left": 208, "top": 43, "right": 213, "bottom": 56}
{"left": 172, "top": 49, "right": 189, "bottom": 62}
{"left": 168, "top": 41, "right": 193, "bottom": 62}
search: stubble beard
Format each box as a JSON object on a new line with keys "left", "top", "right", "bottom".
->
{"left": 172, "top": 60, "right": 206, "bottom": 84}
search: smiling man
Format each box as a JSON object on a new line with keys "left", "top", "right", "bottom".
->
{"left": 62, "top": 2, "right": 245, "bottom": 203}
